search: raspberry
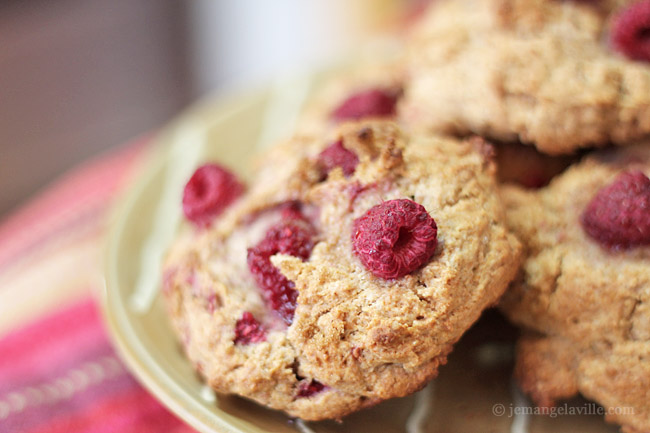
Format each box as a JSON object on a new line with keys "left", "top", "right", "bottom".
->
{"left": 182, "top": 164, "right": 245, "bottom": 226}
{"left": 611, "top": 0, "right": 650, "bottom": 62}
{"left": 247, "top": 217, "right": 315, "bottom": 324}
{"left": 352, "top": 199, "right": 438, "bottom": 279}
{"left": 234, "top": 312, "right": 266, "bottom": 345}
{"left": 296, "top": 380, "right": 326, "bottom": 398}
{"left": 279, "top": 200, "right": 305, "bottom": 221}
{"left": 331, "top": 88, "right": 398, "bottom": 121}
{"left": 581, "top": 170, "right": 650, "bottom": 249}
{"left": 317, "top": 140, "right": 359, "bottom": 178}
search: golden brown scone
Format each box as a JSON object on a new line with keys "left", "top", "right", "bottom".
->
{"left": 516, "top": 333, "right": 650, "bottom": 433}
{"left": 401, "top": 0, "right": 650, "bottom": 155}
{"left": 163, "top": 120, "right": 521, "bottom": 420}
{"left": 500, "top": 144, "right": 650, "bottom": 432}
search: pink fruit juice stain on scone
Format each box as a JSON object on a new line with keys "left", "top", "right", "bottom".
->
{"left": 331, "top": 88, "right": 399, "bottom": 121}
{"left": 182, "top": 163, "right": 245, "bottom": 227}
{"left": 352, "top": 199, "right": 438, "bottom": 279}
{"left": 161, "top": 267, "right": 178, "bottom": 295}
{"left": 205, "top": 294, "right": 221, "bottom": 315}
{"left": 611, "top": 0, "right": 650, "bottom": 62}
{"left": 581, "top": 170, "right": 650, "bottom": 249}
{"left": 247, "top": 210, "right": 316, "bottom": 325}
{"left": 346, "top": 181, "right": 382, "bottom": 212}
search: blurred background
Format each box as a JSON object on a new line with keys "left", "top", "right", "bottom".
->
{"left": 0, "top": 0, "right": 424, "bottom": 218}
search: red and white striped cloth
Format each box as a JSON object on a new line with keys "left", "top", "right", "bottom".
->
{"left": 0, "top": 139, "right": 195, "bottom": 433}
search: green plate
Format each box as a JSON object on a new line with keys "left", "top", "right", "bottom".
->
{"left": 102, "top": 78, "right": 620, "bottom": 433}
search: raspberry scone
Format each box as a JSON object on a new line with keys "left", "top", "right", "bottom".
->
{"left": 499, "top": 145, "right": 650, "bottom": 432}
{"left": 163, "top": 120, "right": 521, "bottom": 420}
{"left": 401, "top": 0, "right": 650, "bottom": 155}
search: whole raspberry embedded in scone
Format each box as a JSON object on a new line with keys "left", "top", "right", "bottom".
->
{"left": 317, "top": 140, "right": 359, "bottom": 178}
{"left": 234, "top": 312, "right": 266, "bottom": 345}
{"left": 247, "top": 212, "right": 316, "bottom": 324}
{"left": 331, "top": 88, "right": 398, "bottom": 121}
{"left": 182, "top": 163, "right": 245, "bottom": 227}
{"left": 611, "top": 0, "right": 650, "bottom": 62}
{"left": 581, "top": 170, "right": 650, "bottom": 249}
{"left": 352, "top": 199, "right": 438, "bottom": 279}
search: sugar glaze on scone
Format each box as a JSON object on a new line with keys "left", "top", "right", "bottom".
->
{"left": 163, "top": 121, "right": 521, "bottom": 420}
{"left": 401, "top": 0, "right": 650, "bottom": 154}
{"left": 500, "top": 144, "right": 650, "bottom": 432}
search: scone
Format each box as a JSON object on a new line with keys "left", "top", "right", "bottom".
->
{"left": 163, "top": 120, "right": 521, "bottom": 420}
{"left": 499, "top": 144, "right": 650, "bottom": 432}
{"left": 401, "top": 0, "right": 650, "bottom": 154}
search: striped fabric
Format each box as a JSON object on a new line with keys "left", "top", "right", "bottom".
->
{"left": 0, "top": 139, "right": 195, "bottom": 433}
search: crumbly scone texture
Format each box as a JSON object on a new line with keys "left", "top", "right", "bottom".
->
{"left": 163, "top": 120, "right": 521, "bottom": 421}
{"left": 500, "top": 144, "right": 650, "bottom": 432}
{"left": 401, "top": 0, "right": 650, "bottom": 155}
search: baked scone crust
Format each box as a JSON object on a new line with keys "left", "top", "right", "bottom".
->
{"left": 401, "top": 0, "right": 650, "bottom": 154}
{"left": 500, "top": 144, "right": 650, "bottom": 432}
{"left": 164, "top": 121, "right": 521, "bottom": 420}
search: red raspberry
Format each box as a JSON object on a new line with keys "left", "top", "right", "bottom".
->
{"left": 352, "top": 199, "right": 438, "bottom": 279}
{"left": 234, "top": 312, "right": 266, "bottom": 345}
{"left": 296, "top": 380, "right": 326, "bottom": 398}
{"left": 331, "top": 88, "right": 398, "bottom": 121}
{"left": 182, "top": 164, "right": 245, "bottom": 227}
{"left": 581, "top": 170, "right": 650, "bottom": 249}
{"left": 317, "top": 140, "right": 359, "bottom": 178}
{"left": 247, "top": 217, "right": 315, "bottom": 324}
{"left": 279, "top": 200, "right": 305, "bottom": 221}
{"left": 611, "top": 0, "right": 650, "bottom": 62}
